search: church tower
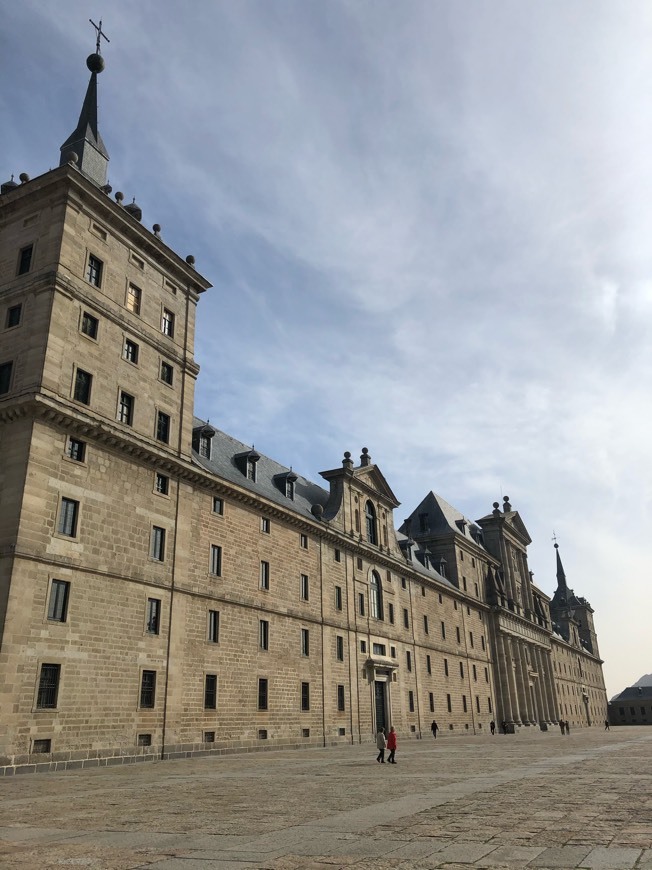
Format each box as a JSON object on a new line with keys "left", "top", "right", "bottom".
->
{"left": 0, "top": 30, "right": 210, "bottom": 765}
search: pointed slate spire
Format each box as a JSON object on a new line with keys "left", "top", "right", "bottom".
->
{"left": 59, "top": 37, "right": 109, "bottom": 186}
{"left": 554, "top": 542, "right": 567, "bottom": 591}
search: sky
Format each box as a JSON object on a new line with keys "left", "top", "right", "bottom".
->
{"left": 2, "top": 1, "right": 651, "bottom": 700}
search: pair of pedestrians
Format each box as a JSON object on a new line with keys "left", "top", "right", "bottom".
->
{"left": 375, "top": 727, "right": 397, "bottom": 764}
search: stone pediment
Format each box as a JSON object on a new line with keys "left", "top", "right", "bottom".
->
{"left": 353, "top": 465, "right": 400, "bottom": 508}
{"left": 504, "top": 511, "right": 532, "bottom": 546}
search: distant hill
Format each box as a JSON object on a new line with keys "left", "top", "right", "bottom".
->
{"left": 633, "top": 674, "right": 652, "bottom": 687}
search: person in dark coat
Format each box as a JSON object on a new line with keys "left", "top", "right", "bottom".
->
{"left": 386, "top": 726, "right": 397, "bottom": 764}
{"left": 490, "top": 720, "right": 496, "bottom": 735}
{"left": 430, "top": 720, "right": 439, "bottom": 739}
{"left": 559, "top": 720, "right": 565, "bottom": 734}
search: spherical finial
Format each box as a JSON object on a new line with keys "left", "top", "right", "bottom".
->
{"left": 361, "top": 447, "right": 368, "bottom": 455}
{"left": 493, "top": 502, "right": 499, "bottom": 509}
{"left": 344, "top": 451, "right": 351, "bottom": 460}
{"left": 503, "top": 495, "right": 510, "bottom": 503}
{"left": 115, "top": 191, "right": 124, "bottom": 203}
{"left": 185, "top": 255, "right": 195, "bottom": 267}
{"left": 19, "top": 172, "right": 30, "bottom": 183}
{"left": 153, "top": 223, "right": 161, "bottom": 237}
{"left": 86, "top": 53, "right": 105, "bottom": 73}
{"left": 554, "top": 543, "right": 559, "bottom": 549}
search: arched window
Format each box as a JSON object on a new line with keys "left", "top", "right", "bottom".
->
{"left": 370, "top": 571, "right": 383, "bottom": 620}
{"left": 365, "top": 501, "right": 377, "bottom": 544}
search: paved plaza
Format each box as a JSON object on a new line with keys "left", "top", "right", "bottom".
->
{"left": 1, "top": 727, "right": 650, "bottom": 869}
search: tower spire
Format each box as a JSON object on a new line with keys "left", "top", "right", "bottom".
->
{"left": 554, "top": 542, "right": 567, "bottom": 590}
{"left": 59, "top": 21, "right": 110, "bottom": 187}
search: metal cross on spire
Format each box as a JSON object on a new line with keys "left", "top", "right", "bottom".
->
{"left": 89, "top": 19, "right": 110, "bottom": 54}
{"left": 552, "top": 530, "right": 558, "bottom": 545}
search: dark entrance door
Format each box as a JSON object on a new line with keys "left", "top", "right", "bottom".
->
{"left": 374, "top": 681, "right": 387, "bottom": 732}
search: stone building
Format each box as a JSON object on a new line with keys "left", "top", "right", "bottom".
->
{"left": 608, "top": 685, "right": 652, "bottom": 727}
{"left": 0, "top": 44, "right": 608, "bottom": 774}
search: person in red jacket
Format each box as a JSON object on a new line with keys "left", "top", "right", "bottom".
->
{"left": 386, "top": 726, "right": 397, "bottom": 764}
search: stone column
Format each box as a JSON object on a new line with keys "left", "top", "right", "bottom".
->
{"left": 506, "top": 637, "right": 523, "bottom": 724}
{"left": 534, "top": 647, "right": 552, "bottom": 723}
{"left": 516, "top": 641, "right": 535, "bottom": 724}
{"left": 531, "top": 647, "right": 547, "bottom": 724}
{"left": 543, "top": 649, "right": 560, "bottom": 722}
{"left": 497, "top": 634, "right": 515, "bottom": 724}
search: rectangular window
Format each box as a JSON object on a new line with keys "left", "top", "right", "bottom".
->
{"left": 47, "top": 580, "right": 70, "bottom": 622}
{"left": 160, "top": 360, "right": 174, "bottom": 385}
{"left": 86, "top": 254, "right": 103, "bottom": 286}
{"left": 336, "top": 635, "right": 344, "bottom": 661}
{"left": 212, "top": 496, "right": 223, "bottom": 515}
{"left": 469, "top": 631, "right": 474, "bottom": 648}
{"left": 156, "top": 410, "right": 170, "bottom": 443}
{"left": 360, "top": 640, "right": 367, "bottom": 653}
{"left": 73, "top": 369, "right": 92, "bottom": 404}
{"left": 150, "top": 526, "right": 166, "bottom": 561}
{"left": 118, "top": 391, "right": 134, "bottom": 425}
{"left": 140, "top": 670, "right": 156, "bottom": 708}
{"left": 401, "top": 577, "right": 406, "bottom": 589}
{"left": 300, "top": 533, "right": 308, "bottom": 549}
{"left": 5, "top": 304, "right": 22, "bottom": 328}
{"left": 127, "top": 283, "right": 142, "bottom": 314}
{"left": 36, "top": 663, "right": 60, "bottom": 708}
{"left": 258, "top": 677, "right": 268, "bottom": 710}
{"left": 358, "top": 593, "right": 365, "bottom": 616}
{"left": 456, "top": 626, "right": 461, "bottom": 644}
{"left": 123, "top": 338, "right": 139, "bottom": 364}
{"left": 481, "top": 636, "right": 486, "bottom": 651}
{"left": 485, "top": 667, "right": 489, "bottom": 682}
{"left": 259, "top": 619, "right": 269, "bottom": 650}
{"left": 426, "top": 654, "right": 432, "bottom": 675}
{"left": 406, "top": 651, "right": 412, "bottom": 672}
{"left": 301, "top": 628, "right": 310, "bottom": 657}
{"left": 476, "top": 695, "right": 481, "bottom": 713}
{"left": 429, "top": 692, "right": 435, "bottom": 712}
{"left": 155, "top": 472, "right": 169, "bottom": 495}
{"left": 301, "top": 573, "right": 309, "bottom": 601}
{"left": 260, "top": 560, "right": 270, "bottom": 590}
{"left": 409, "top": 691, "right": 415, "bottom": 712}
{"left": 204, "top": 674, "right": 218, "bottom": 710}
{"left": 33, "top": 739, "right": 52, "bottom": 754}
{"left": 488, "top": 697, "right": 493, "bottom": 713}
{"left": 58, "top": 497, "right": 79, "bottom": 537}
{"left": 247, "top": 459, "right": 257, "bottom": 481}
{"left": 446, "top": 693, "right": 452, "bottom": 713}
{"left": 403, "top": 608, "right": 409, "bottom": 629}
{"left": 462, "top": 695, "right": 468, "bottom": 713}
{"left": 199, "top": 435, "right": 211, "bottom": 459}
{"left": 146, "top": 598, "right": 161, "bottom": 634}
{"left": 301, "top": 681, "right": 310, "bottom": 711}
{"left": 473, "top": 664, "right": 477, "bottom": 681}
{"left": 209, "top": 545, "right": 222, "bottom": 577}
{"left": 337, "top": 684, "right": 345, "bottom": 711}
{"left": 335, "top": 585, "right": 343, "bottom": 611}
{"left": 260, "top": 516, "right": 270, "bottom": 533}
{"left": 372, "top": 643, "right": 386, "bottom": 656}
{"left": 18, "top": 244, "right": 34, "bottom": 275}
{"left": 81, "top": 311, "right": 98, "bottom": 339}
{"left": 459, "top": 662, "right": 464, "bottom": 678}
{"left": 444, "top": 658, "right": 449, "bottom": 677}
{"left": 390, "top": 646, "right": 396, "bottom": 657}
{"left": 161, "top": 308, "right": 175, "bottom": 337}
{"left": 204, "top": 731, "right": 215, "bottom": 743}
{"left": 423, "top": 615, "right": 429, "bottom": 634}
{"left": 137, "top": 733, "right": 152, "bottom": 747}
{"left": 388, "top": 603, "right": 394, "bottom": 624}
{"left": 334, "top": 548, "right": 341, "bottom": 562}
{"left": 66, "top": 437, "right": 86, "bottom": 462}
{"left": 208, "top": 610, "right": 219, "bottom": 643}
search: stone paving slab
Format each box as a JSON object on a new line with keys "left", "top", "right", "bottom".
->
{"left": 0, "top": 728, "right": 650, "bottom": 868}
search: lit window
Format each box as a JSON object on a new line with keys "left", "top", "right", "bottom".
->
{"left": 126, "top": 284, "right": 142, "bottom": 314}
{"left": 81, "top": 311, "right": 98, "bottom": 339}
{"left": 161, "top": 308, "right": 174, "bottom": 337}
{"left": 58, "top": 498, "right": 79, "bottom": 537}
{"left": 86, "top": 254, "right": 103, "bottom": 287}
{"left": 48, "top": 580, "right": 70, "bottom": 622}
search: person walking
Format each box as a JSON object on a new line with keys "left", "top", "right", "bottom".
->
{"left": 565, "top": 721, "right": 571, "bottom": 735}
{"left": 604, "top": 719, "right": 610, "bottom": 731}
{"left": 490, "top": 720, "right": 496, "bottom": 735}
{"left": 501, "top": 720, "right": 508, "bottom": 734}
{"left": 386, "top": 726, "right": 397, "bottom": 764}
{"left": 559, "top": 720, "right": 565, "bottom": 735}
{"left": 430, "top": 720, "right": 438, "bottom": 739}
{"left": 376, "top": 728, "right": 386, "bottom": 763}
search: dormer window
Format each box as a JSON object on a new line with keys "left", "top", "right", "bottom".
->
{"left": 192, "top": 424, "right": 216, "bottom": 459}
{"left": 365, "top": 500, "right": 377, "bottom": 545}
{"left": 273, "top": 470, "right": 297, "bottom": 499}
{"left": 235, "top": 448, "right": 260, "bottom": 482}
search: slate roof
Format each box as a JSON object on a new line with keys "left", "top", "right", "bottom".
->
{"left": 191, "top": 419, "right": 329, "bottom": 521}
{"left": 399, "top": 491, "right": 486, "bottom": 548}
{"left": 611, "top": 685, "right": 652, "bottom": 702}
